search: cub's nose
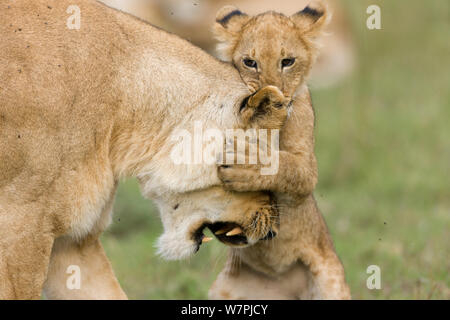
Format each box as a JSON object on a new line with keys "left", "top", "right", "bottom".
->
{"left": 259, "top": 75, "right": 282, "bottom": 92}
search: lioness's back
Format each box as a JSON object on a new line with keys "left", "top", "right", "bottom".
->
{"left": 0, "top": 0, "right": 242, "bottom": 187}
{"left": 0, "top": 0, "right": 239, "bottom": 123}
{"left": 0, "top": 0, "right": 125, "bottom": 186}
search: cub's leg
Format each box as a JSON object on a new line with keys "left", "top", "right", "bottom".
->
{"left": 300, "top": 231, "right": 351, "bottom": 300}
{"left": 43, "top": 236, "right": 127, "bottom": 300}
{"left": 211, "top": 196, "right": 351, "bottom": 300}
{"left": 240, "top": 196, "right": 350, "bottom": 300}
{"left": 0, "top": 207, "right": 55, "bottom": 299}
{"left": 292, "top": 197, "right": 351, "bottom": 300}
{"left": 209, "top": 251, "right": 313, "bottom": 300}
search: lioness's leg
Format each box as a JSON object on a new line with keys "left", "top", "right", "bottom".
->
{"left": 43, "top": 236, "right": 127, "bottom": 300}
{"left": 0, "top": 210, "right": 54, "bottom": 299}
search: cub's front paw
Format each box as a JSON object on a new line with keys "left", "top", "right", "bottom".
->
{"left": 218, "top": 139, "right": 278, "bottom": 191}
{"left": 218, "top": 164, "right": 268, "bottom": 192}
{"left": 241, "top": 85, "right": 289, "bottom": 129}
{"left": 208, "top": 194, "right": 279, "bottom": 246}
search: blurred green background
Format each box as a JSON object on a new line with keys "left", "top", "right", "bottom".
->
{"left": 101, "top": 0, "right": 449, "bottom": 299}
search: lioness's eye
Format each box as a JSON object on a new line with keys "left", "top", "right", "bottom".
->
{"left": 243, "top": 58, "right": 257, "bottom": 69}
{"left": 281, "top": 58, "right": 295, "bottom": 68}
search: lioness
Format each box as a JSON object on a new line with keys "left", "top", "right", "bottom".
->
{"left": 208, "top": 3, "right": 351, "bottom": 299}
{"left": 0, "top": 0, "right": 288, "bottom": 299}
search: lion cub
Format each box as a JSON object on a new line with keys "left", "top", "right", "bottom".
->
{"left": 209, "top": 2, "right": 351, "bottom": 299}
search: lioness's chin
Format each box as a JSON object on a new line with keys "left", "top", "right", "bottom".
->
{"left": 156, "top": 232, "right": 200, "bottom": 260}
{"left": 155, "top": 219, "right": 212, "bottom": 260}
{"left": 155, "top": 224, "right": 254, "bottom": 261}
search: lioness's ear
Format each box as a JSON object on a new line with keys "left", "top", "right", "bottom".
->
{"left": 213, "top": 6, "right": 250, "bottom": 61}
{"left": 290, "top": 1, "right": 330, "bottom": 38}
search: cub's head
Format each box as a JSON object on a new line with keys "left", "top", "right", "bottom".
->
{"left": 213, "top": 2, "right": 329, "bottom": 99}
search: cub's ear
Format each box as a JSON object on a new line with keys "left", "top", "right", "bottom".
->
{"left": 214, "top": 6, "right": 249, "bottom": 34}
{"left": 290, "top": 1, "right": 330, "bottom": 38}
{"left": 213, "top": 6, "right": 250, "bottom": 61}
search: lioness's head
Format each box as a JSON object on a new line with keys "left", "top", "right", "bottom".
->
{"left": 213, "top": 2, "right": 329, "bottom": 99}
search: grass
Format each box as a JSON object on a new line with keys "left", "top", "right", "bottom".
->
{"left": 102, "top": 0, "right": 450, "bottom": 299}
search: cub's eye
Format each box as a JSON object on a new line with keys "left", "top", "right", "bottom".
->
{"left": 281, "top": 58, "right": 295, "bottom": 68}
{"left": 243, "top": 58, "right": 257, "bottom": 69}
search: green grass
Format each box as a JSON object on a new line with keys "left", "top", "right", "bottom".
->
{"left": 102, "top": 0, "right": 450, "bottom": 299}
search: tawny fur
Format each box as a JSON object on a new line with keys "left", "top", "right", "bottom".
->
{"left": 209, "top": 2, "right": 351, "bottom": 300}
{"left": 0, "top": 0, "right": 288, "bottom": 299}
{"left": 100, "top": 0, "right": 355, "bottom": 88}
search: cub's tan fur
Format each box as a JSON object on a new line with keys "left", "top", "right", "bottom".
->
{"left": 0, "top": 0, "right": 288, "bottom": 299}
{"left": 209, "top": 2, "right": 351, "bottom": 299}
{"left": 101, "top": 0, "right": 355, "bottom": 88}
